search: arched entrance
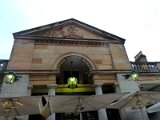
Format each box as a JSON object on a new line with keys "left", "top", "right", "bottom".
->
{"left": 56, "top": 55, "right": 98, "bottom": 120}
{"left": 56, "top": 55, "right": 93, "bottom": 85}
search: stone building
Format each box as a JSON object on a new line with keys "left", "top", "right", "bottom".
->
{"left": 0, "top": 18, "right": 160, "bottom": 120}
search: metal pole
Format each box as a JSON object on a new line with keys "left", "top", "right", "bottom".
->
{"left": 140, "top": 108, "right": 145, "bottom": 120}
{"left": 80, "top": 112, "right": 83, "bottom": 120}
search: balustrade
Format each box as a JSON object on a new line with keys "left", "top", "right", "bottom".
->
{"left": 130, "top": 62, "right": 159, "bottom": 72}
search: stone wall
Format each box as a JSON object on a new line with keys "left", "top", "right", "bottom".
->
{"left": 0, "top": 74, "right": 29, "bottom": 97}
{"left": 93, "top": 74, "right": 116, "bottom": 84}
{"left": 7, "top": 39, "right": 34, "bottom": 70}
{"left": 8, "top": 38, "right": 131, "bottom": 71}
{"left": 7, "top": 20, "right": 132, "bottom": 71}
{"left": 31, "top": 43, "right": 130, "bottom": 70}
{"left": 32, "top": 44, "right": 112, "bottom": 70}
{"left": 29, "top": 74, "right": 56, "bottom": 85}
{"left": 109, "top": 43, "right": 131, "bottom": 70}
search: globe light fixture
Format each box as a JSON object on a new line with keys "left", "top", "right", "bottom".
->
{"left": 123, "top": 70, "right": 139, "bottom": 81}
{"left": 4, "top": 72, "right": 17, "bottom": 84}
{"left": 67, "top": 61, "right": 78, "bottom": 88}
{"left": 131, "top": 71, "right": 139, "bottom": 81}
{"left": 67, "top": 76, "right": 78, "bottom": 89}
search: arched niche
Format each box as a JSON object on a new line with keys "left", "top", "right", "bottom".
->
{"left": 56, "top": 55, "right": 93, "bottom": 84}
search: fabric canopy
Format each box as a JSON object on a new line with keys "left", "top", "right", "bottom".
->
{"left": 0, "top": 96, "right": 41, "bottom": 117}
{"left": 147, "top": 102, "right": 160, "bottom": 113}
{"left": 41, "top": 92, "right": 126, "bottom": 117}
{"left": 108, "top": 91, "right": 160, "bottom": 109}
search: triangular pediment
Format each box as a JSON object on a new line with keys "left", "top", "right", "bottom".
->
{"left": 13, "top": 18, "right": 125, "bottom": 42}
{"left": 27, "top": 24, "right": 106, "bottom": 40}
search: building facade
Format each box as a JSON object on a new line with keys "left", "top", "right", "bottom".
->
{"left": 0, "top": 18, "right": 160, "bottom": 120}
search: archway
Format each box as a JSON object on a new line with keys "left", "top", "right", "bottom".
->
{"left": 56, "top": 55, "right": 93, "bottom": 84}
{"left": 55, "top": 55, "right": 98, "bottom": 120}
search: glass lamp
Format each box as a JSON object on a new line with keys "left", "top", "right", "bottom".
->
{"left": 67, "top": 61, "right": 78, "bottom": 88}
{"left": 4, "top": 72, "right": 16, "bottom": 84}
{"left": 67, "top": 76, "right": 78, "bottom": 88}
{"left": 131, "top": 71, "right": 139, "bottom": 81}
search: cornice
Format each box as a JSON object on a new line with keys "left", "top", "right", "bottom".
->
{"left": 14, "top": 35, "right": 124, "bottom": 46}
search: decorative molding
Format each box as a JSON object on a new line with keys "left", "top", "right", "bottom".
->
{"left": 34, "top": 38, "right": 108, "bottom": 47}
{"left": 52, "top": 52, "right": 96, "bottom": 70}
{"left": 47, "top": 84, "right": 57, "bottom": 89}
{"left": 14, "top": 35, "right": 124, "bottom": 46}
{"left": 57, "top": 55, "right": 93, "bottom": 71}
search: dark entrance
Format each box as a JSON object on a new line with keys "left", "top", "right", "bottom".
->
{"left": 29, "top": 114, "right": 45, "bottom": 120}
{"left": 107, "top": 109, "right": 121, "bottom": 120}
{"left": 56, "top": 111, "right": 98, "bottom": 120}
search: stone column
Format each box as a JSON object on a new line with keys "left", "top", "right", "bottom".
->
{"left": 27, "top": 85, "right": 33, "bottom": 96}
{"left": 46, "top": 84, "right": 57, "bottom": 120}
{"left": 95, "top": 83, "right": 108, "bottom": 120}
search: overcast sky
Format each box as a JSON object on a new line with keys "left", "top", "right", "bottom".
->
{"left": 0, "top": 0, "right": 160, "bottom": 61}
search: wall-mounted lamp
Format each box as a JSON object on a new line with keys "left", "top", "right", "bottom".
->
{"left": 130, "top": 71, "right": 139, "bottom": 81}
{"left": 4, "top": 72, "right": 21, "bottom": 84}
{"left": 123, "top": 70, "right": 139, "bottom": 81}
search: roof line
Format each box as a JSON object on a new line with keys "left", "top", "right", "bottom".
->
{"left": 13, "top": 18, "right": 125, "bottom": 42}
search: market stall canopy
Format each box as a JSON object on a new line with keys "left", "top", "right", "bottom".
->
{"left": 147, "top": 102, "right": 160, "bottom": 113}
{"left": 108, "top": 91, "right": 160, "bottom": 109}
{"left": 0, "top": 96, "right": 41, "bottom": 117}
{"left": 41, "top": 92, "right": 126, "bottom": 118}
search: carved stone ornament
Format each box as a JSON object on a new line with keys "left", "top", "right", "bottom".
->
{"left": 63, "top": 25, "right": 83, "bottom": 39}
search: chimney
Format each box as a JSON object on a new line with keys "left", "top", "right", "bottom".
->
{"left": 134, "top": 51, "right": 147, "bottom": 62}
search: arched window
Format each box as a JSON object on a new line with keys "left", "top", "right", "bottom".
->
{"left": 57, "top": 56, "right": 92, "bottom": 84}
